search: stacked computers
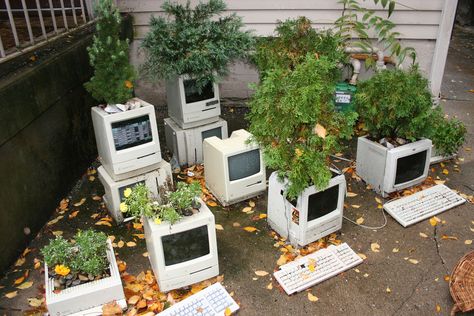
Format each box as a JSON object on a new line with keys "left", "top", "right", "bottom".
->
{"left": 164, "top": 76, "right": 229, "bottom": 167}
{"left": 92, "top": 98, "right": 172, "bottom": 223}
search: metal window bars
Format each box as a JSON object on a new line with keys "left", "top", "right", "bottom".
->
{"left": 0, "top": 0, "right": 96, "bottom": 61}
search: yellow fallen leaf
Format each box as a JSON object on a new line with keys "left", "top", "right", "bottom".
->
{"left": 429, "top": 217, "right": 438, "bottom": 226}
{"left": 133, "top": 222, "right": 143, "bottom": 230}
{"left": 465, "top": 240, "right": 472, "bottom": 245}
{"left": 52, "top": 230, "right": 63, "bottom": 236}
{"left": 255, "top": 270, "right": 269, "bottom": 277}
{"left": 33, "top": 258, "right": 41, "bottom": 269}
{"left": 352, "top": 204, "right": 361, "bottom": 209}
{"left": 363, "top": 273, "right": 369, "bottom": 278}
{"left": 356, "top": 217, "right": 364, "bottom": 225}
{"left": 243, "top": 226, "right": 258, "bottom": 232}
{"left": 307, "top": 292, "right": 319, "bottom": 302}
{"left": 277, "top": 254, "right": 288, "bottom": 266}
{"left": 436, "top": 304, "right": 441, "bottom": 313}
{"left": 142, "top": 252, "right": 148, "bottom": 257}
{"left": 386, "top": 287, "right": 391, "bottom": 293}
{"left": 215, "top": 224, "right": 224, "bottom": 231}
{"left": 266, "top": 282, "right": 273, "bottom": 290}
{"left": 295, "top": 148, "right": 303, "bottom": 157}
{"left": 442, "top": 169, "right": 449, "bottom": 175}
{"left": 259, "top": 213, "right": 267, "bottom": 219}
{"left": 242, "top": 207, "right": 253, "bottom": 213}
{"left": 347, "top": 192, "right": 358, "bottom": 197}
{"left": 441, "top": 234, "right": 458, "bottom": 240}
{"left": 419, "top": 232, "right": 428, "bottom": 238}
{"left": 392, "top": 248, "right": 399, "bottom": 253}
{"left": 377, "top": 204, "right": 383, "bottom": 209}
{"left": 15, "top": 257, "right": 26, "bottom": 267}
{"left": 68, "top": 210, "right": 79, "bottom": 219}
{"left": 73, "top": 198, "right": 86, "bottom": 207}
{"left": 88, "top": 175, "right": 95, "bottom": 182}
{"left": 232, "top": 222, "right": 241, "bottom": 227}
{"left": 207, "top": 201, "right": 218, "bottom": 207}
{"left": 308, "top": 264, "right": 316, "bottom": 272}
{"left": 225, "top": 307, "right": 232, "bottom": 316}
{"left": 128, "top": 295, "right": 140, "bottom": 305}
{"left": 47, "top": 215, "right": 63, "bottom": 226}
{"left": 375, "top": 197, "right": 382, "bottom": 204}
{"left": 27, "top": 297, "right": 44, "bottom": 307}
{"left": 371, "top": 242, "right": 380, "bottom": 253}
{"left": 95, "top": 220, "right": 112, "bottom": 227}
{"left": 126, "top": 241, "right": 136, "bottom": 247}
{"left": 444, "top": 275, "right": 450, "bottom": 282}
{"left": 358, "top": 253, "right": 367, "bottom": 260}
{"left": 409, "top": 259, "right": 419, "bottom": 264}
{"left": 434, "top": 180, "right": 445, "bottom": 185}
{"left": 132, "top": 234, "right": 144, "bottom": 239}
{"left": 5, "top": 291, "right": 17, "bottom": 298}
{"left": 117, "top": 240, "right": 124, "bottom": 248}
{"left": 90, "top": 213, "right": 100, "bottom": 219}
{"left": 314, "top": 123, "right": 327, "bottom": 139}
{"left": 470, "top": 227, "right": 474, "bottom": 232}
{"left": 249, "top": 201, "right": 256, "bottom": 208}
{"left": 92, "top": 195, "right": 102, "bottom": 201}
{"left": 17, "top": 281, "right": 33, "bottom": 290}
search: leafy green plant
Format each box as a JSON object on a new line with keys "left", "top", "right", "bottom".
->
{"left": 84, "top": 0, "right": 135, "bottom": 104}
{"left": 252, "top": 17, "right": 346, "bottom": 78}
{"left": 41, "top": 236, "right": 72, "bottom": 268}
{"left": 122, "top": 183, "right": 154, "bottom": 219}
{"left": 168, "top": 182, "right": 202, "bottom": 213}
{"left": 247, "top": 54, "right": 357, "bottom": 199}
{"left": 141, "top": 0, "right": 254, "bottom": 92}
{"left": 355, "top": 66, "right": 466, "bottom": 155}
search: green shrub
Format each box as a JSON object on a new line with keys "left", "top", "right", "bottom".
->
{"left": 122, "top": 183, "right": 154, "bottom": 219}
{"left": 41, "top": 236, "right": 72, "bottom": 268}
{"left": 429, "top": 110, "right": 466, "bottom": 156}
{"left": 84, "top": 0, "right": 135, "bottom": 104}
{"left": 168, "top": 182, "right": 201, "bottom": 213}
{"left": 248, "top": 54, "right": 357, "bottom": 199}
{"left": 253, "top": 17, "right": 346, "bottom": 78}
{"left": 141, "top": 0, "right": 254, "bottom": 92}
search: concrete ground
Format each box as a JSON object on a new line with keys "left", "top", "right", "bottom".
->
{"left": 0, "top": 27, "right": 473, "bottom": 316}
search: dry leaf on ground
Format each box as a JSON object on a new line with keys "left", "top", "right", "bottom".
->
{"left": 356, "top": 217, "right": 364, "bottom": 225}
{"left": 73, "top": 198, "right": 86, "bottom": 207}
{"left": 307, "top": 292, "right": 319, "bottom": 302}
{"left": 243, "top": 226, "right": 258, "bottom": 232}
{"left": 4, "top": 291, "right": 17, "bottom": 298}
{"left": 17, "top": 281, "right": 33, "bottom": 290}
{"left": 215, "top": 224, "right": 224, "bottom": 231}
{"left": 371, "top": 243, "right": 380, "bottom": 253}
{"left": 347, "top": 192, "right": 358, "bottom": 197}
{"left": 255, "top": 270, "right": 269, "bottom": 277}
{"left": 419, "top": 232, "right": 428, "bottom": 238}
{"left": 126, "top": 241, "right": 137, "bottom": 247}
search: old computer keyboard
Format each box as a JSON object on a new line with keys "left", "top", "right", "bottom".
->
{"left": 274, "top": 243, "right": 362, "bottom": 295}
{"left": 383, "top": 184, "right": 466, "bottom": 227}
{"left": 158, "top": 282, "right": 239, "bottom": 316}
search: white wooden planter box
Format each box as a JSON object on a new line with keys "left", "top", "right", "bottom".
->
{"left": 143, "top": 199, "right": 219, "bottom": 292}
{"left": 45, "top": 240, "right": 126, "bottom": 316}
{"left": 356, "top": 136, "right": 432, "bottom": 197}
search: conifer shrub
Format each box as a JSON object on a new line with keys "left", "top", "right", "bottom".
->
{"left": 84, "top": 0, "right": 135, "bottom": 105}
{"left": 141, "top": 0, "right": 254, "bottom": 92}
{"left": 247, "top": 54, "right": 357, "bottom": 199}
{"left": 355, "top": 66, "right": 466, "bottom": 156}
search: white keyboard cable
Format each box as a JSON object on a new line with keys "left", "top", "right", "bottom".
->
{"left": 342, "top": 196, "right": 395, "bottom": 230}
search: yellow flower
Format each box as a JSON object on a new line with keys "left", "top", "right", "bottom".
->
{"left": 55, "top": 264, "right": 70, "bottom": 276}
{"left": 124, "top": 80, "right": 133, "bottom": 89}
{"left": 123, "top": 188, "right": 132, "bottom": 198}
{"left": 119, "top": 202, "right": 128, "bottom": 213}
{"left": 154, "top": 218, "right": 162, "bottom": 225}
{"left": 295, "top": 148, "right": 303, "bottom": 157}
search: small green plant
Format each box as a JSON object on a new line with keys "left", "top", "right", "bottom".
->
{"left": 252, "top": 17, "right": 346, "bottom": 78}
{"left": 84, "top": 0, "right": 135, "bottom": 104}
{"left": 141, "top": 0, "right": 254, "bottom": 92}
{"left": 41, "top": 230, "right": 109, "bottom": 278}
{"left": 355, "top": 66, "right": 466, "bottom": 155}
{"left": 247, "top": 54, "right": 357, "bottom": 199}
{"left": 123, "top": 181, "right": 202, "bottom": 224}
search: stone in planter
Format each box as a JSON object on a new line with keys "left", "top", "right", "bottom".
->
{"left": 44, "top": 240, "right": 126, "bottom": 316}
{"left": 98, "top": 160, "right": 173, "bottom": 224}
{"left": 91, "top": 98, "right": 162, "bottom": 181}
{"left": 166, "top": 75, "right": 221, "bottom": 129}
{"left": 356, "top": 136, "right": 432, "bottom": 197}
{"left": 143, "top": 199, "right": 219, "bottom": 292}
{"left": 267, "top": 171, "right": 346, "bottom": 247}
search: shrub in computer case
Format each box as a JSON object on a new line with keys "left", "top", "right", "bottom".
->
{"left": 164, "top": 117, "right": 228, "bottom": 166}
{"left": 42, "top": 231, "right": 126, "bottom": 315}
{"left": 354, "top": 67, "right": 465, "bottom": 195}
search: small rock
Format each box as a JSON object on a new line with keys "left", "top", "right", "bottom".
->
{"left": 59, "top": 277, "right": 66, "bottom": 285}
{"left": 78, "top": 274, "right": 89, "bottom": 281}
{"left": 72, "top": 280, "right": 81, "bottom": 286}
{"left": 54, "top": 279, "right": 61, "bottom": 289}
{"left": 88, "top": 274, "right": 94, "bottom": 281}
{"left": 65, "top": 280, "right": 72, "bottom": 287}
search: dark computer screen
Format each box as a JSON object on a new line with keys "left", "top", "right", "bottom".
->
{"left": 111, "top": 115, "right": 153, "bottom": 151}
{"left": 162, "top": 225, "right": 210, "bottom": 266}
{"left": 118, "top": 181, "right": 145, "bottom": 202}
{"left": 201, "top": 127, "right": 222, "bottom": 141}
{"left": 394, "top": 150, "right": 427, "bottom": 185}
{"left": 307, "top": 185, "right": 339, "bottom": 222}
{"left": 184, "top": 79, "right": 215, "bottom": 104}
{"left": 227, "top": 149, "right": 261, "bottom": 181}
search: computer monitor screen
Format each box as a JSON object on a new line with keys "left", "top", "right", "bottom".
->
{"left": 162, "top": 225, "right": 210, "bottom": 266}
{"left": 202, "top": 127, "right": 222, "bottom": 141}
{"left": 307, "top": 185, "right": 339, "bottom": 222}
{"left": 111, "top": 115, "right": 153, "bottom": 151}
{"left": 184, "top": 79, "right": 215, "bottom": 104}
{"left": 228, "top": 149, "right": 261, "bottom": 181}
{"left": 118, "top": 181, "right": 145, "bottom": 202}
{"left": 395, "top": 150, "right": 427, "bottom": 185}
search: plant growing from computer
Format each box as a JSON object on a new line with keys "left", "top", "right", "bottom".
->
{"left": 41, "top": 230, "right": 109, "bottom": 290}
{"left": 84, "top": 0, "right": 135, "bottom": 105}
{"left": 123, "top": 181, "right": 202, "bottom": 224}
{"left": 141, "top": 0, "right": 254, "bottom": 92}
{"left": 248, "top": 19, "right": 357, "bottom": 199}
{"left": 354, "top": 66, "right": 466, "bottom": 156}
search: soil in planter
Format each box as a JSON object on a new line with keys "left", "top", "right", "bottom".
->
{"left": 48, "top": 267, "right": 111, "bottom": 291}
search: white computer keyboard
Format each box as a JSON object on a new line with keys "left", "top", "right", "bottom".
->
{"left": 274, "top": 243, "right": 362, "bottom": 295}
{"left": 383, "top": 184, "right": 466, "bottom": 227}
{"left": 157, "top": 283, "right": 239, "bottom": 316}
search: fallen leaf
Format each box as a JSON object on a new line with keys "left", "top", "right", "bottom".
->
{"left": 90, "top": 213, "right": 100, "bottom": 219}
{"left": 47, "top": 216, "right": 63, "bottom": 226}
{"left": 225, "top": 307, "right": 232, "bottom": 316}
{"left": 132, "top": 234, "right": 144, "bottom": 239}
{"left": 441, "top": 234, "right": 458, "bottom": 240}
{"left": 434, "top": 180, "right": 445, "bottom": 185}
{"left": 347, "top": 192, "right": 358, "bottom": 197}
{"left": 363, "top": 273, "right": 369, "bottom": 278}
{"left": 95, "top": 220, "right": 112, "bottom": 227}
{"left": 386, "top": 287, "right": 391, "bottom": 293}
{"left": 128, "top": 295, "right": 140, "bottom": 305}
{"left": 444, "top": 275, "right": 450, "bottom": 282}
{"left": 118, "top": 240, "right": 125, "bottom": 248}
{"left": 371, "top": 243, "right": 380, "bottom": 253}
{"left": 133, "top": 222, "right": 143, "bottom": 230}
{"left": 436, "top": 304, "right": 441, "bottom": 313}
{"left": 73, "top": 198, "right": 86, "bottom": 207}
{"left": 88, "top": 176, "right": 95, "bottom": 182}
{"left": 419, "top": 232, "right": 428, "bottom": 238}
{"left": 409, "top": 259, "right": 419, "bottom": 264}
{"left": 5, "top": 291, "right": 17, "bottom": 298}
{"left": 266, "top": 282, "right": 273, "bottom": 290}
{"left": 17, "top": 281, "right": 33, "bottom": 289}
{"left": 258, "top": 213, "right": 267, "bottom": 219}
{"left": 243, "top": 226, "right": 258, "bottom": 233}
{"left": 358, "top": 253, "right": 367, "bottom": 260}
{"left": 92, "top": 195, "right": 102, "bottom": 201}
{"left": 242, "top": 207, "right": 253, "bottom": 213}
{"left": 392, "top": 248, "right": 399, "bottom": 253}
{"left": 27, "top": 297, "right": 43, "bottom": 307}
{"left": 465, "top": 240, "right": 472, "bottom": 245}
{"left": 314, "top": 123, "right": 327, "bottom": 139}
{"left": 356, "top": 217, "right": 364, "bottom": 225}
{"left": 33, "top": 258, "right": 41, "bottom": 269}
{"left": 442, "top": 169, "right": 449, "bottom": 175}
{"left": 68, "top": 210, "right": 79, "bottom": 219}
{"left": 249, "top": 201, "right": 256, "bottom": 207}
{"left": 470, "top": 227, "right": 474, "bottom": 232}
{"left": 207, "top": 201, "right": 218, "bottom": 207}
{"left": 215, "top": 224, "right": 224, "bottom": 231}
{"left": 277, "top": 254, "right": 288, "bottom": 266}
{"left": 59, "top": 198, "right": 69, "bottom": 211}
{"left": 255, "top": 270, "right": 269, "bottom": 277}
{"left": 375, "top": 197, "right": 382, "bottom": 204}
{"left": 352, "top": 204, "right": 361, "bottom": 209}
{"left": 430, "top": 217, "right": 438, "bottom": 226}
{"left": 142, "top": 252, "right": 148, "bottom": 257}
{"left": 102, "top": 301, "right": 123, "bottom": 316}
{"left": 126, "top": 241, "right": 136, "bottom": 247}
{"left": 52, "top": 230, "right": 63, "bottom": 236}
{"left": 232, "top": 222, "right": 240, "bottom": 227}
{"left": 307, "top": 292, "right": 319, "bottom": 302}
{"left": 15, "top": 257, "right": 26, "bottom": 267}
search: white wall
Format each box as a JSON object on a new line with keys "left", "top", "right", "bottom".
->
{"left": 118, "top": 0, "right": 456, "bottom": 105}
